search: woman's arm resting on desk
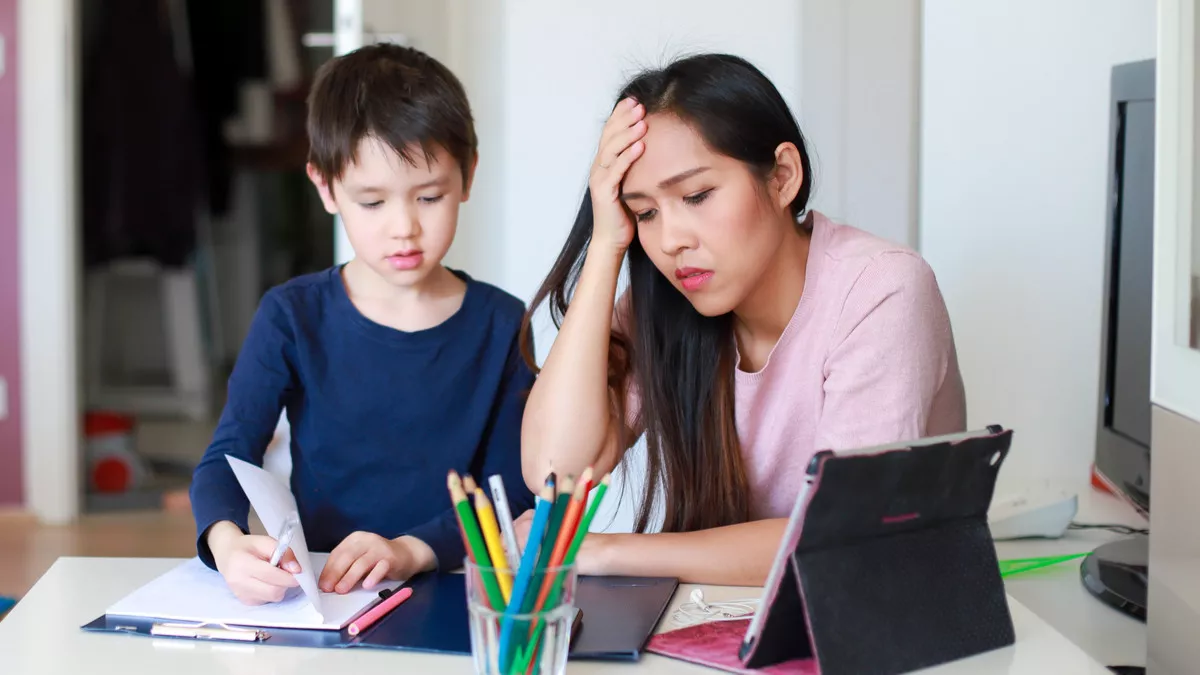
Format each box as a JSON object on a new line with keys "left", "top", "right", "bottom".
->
{"left": 516, "top": 513, "right": 786, "bottom": 586}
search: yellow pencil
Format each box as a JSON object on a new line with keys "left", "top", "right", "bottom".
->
{"left": 474, "top": 487, "right": 513, "bottom": 602}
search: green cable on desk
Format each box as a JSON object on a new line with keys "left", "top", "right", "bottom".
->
{"left": 999, "top": 553, "right": 1090, "bottom": 577}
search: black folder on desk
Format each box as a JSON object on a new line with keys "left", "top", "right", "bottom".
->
{"left": 83, "top": 573, "right": 677, "bottom": 661}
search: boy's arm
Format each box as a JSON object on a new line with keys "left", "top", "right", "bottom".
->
{"left": 404, "top": 336, "right": 537, "bottom": 570}
{"left": 190, "top": 291, "right": 296, "bottom": 569}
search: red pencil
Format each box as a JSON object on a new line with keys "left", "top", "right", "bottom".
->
{"left": 347, "top": 586, "right": 413, "bottom": 636}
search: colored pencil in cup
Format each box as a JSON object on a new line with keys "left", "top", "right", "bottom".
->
{"left": 474, "top": 487, "right": 513, "bottom": 603}
{"left": 563, "top": 472, "right": 609, "bottom": 567}
{"left": 520, "top": 474, "right": 574, "bottom": 611}
{"left": 488, "top": 474, "right": 521, "bottom": 569}
{"left": 499, "top": 475, "right": 555, "bottom": 671}
{"left": 448, "top": 471, "right": 504, "bottom": 609}
{"left": 514, "top": 471, "right": 608, "bottom": 674}
{"left": 528, "top": 468, "right": 591, "bottom": 615}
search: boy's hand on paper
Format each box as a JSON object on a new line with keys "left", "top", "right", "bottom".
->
{"left": 210, "top": 525, "right": 302, "bottom": 605}
{"left": 319, "top": 532, "right": 434, "bottom": 594}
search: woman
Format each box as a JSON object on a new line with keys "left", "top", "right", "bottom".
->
{"left": 518, "top": 54, "right": 966, "bottom": 586}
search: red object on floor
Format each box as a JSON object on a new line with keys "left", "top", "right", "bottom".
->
{"left": 92, "top": 457, "right": 133, "bottom": 493}
{"left": 85, "top": 410, "right": 141, "bottom": 493}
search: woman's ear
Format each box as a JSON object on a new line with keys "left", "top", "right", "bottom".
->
{"left": 306, "top": 163, "right": 339, "bottom": 215}
{"left": 770, "top": 142, "right": 804, "bottom": 212}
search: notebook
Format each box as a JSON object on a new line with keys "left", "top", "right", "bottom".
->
{"left": 104, "top": 554, "right": 402, "bottom": 631}
{"left": 648, "top": 619, "right": 814, "bottom": 674}
{"left": 85, "top": 571, "right": 676, "bottom": 659}
{"left": 102, "top": 455, "right": 401, "bottom": 630}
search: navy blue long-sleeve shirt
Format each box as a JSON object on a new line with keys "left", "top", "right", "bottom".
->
{"left": 190, "top": 266, "right": 536, "bottom": 571}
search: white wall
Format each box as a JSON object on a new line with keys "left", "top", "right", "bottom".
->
{"left": 920, "top": 0, "right": 1157, "bottom": 495}
{"left": 801, "top": 0, "right": 920, "bottom": 248}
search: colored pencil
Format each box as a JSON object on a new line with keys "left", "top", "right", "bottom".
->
{"left": 347, "top": 586, "right": 413, "bottom": 636}
{"left": 520, "top": 474, "right": 574, "bottom": 613}
{"left": 474, "top": 487, "right": 513, "bottom": 602}
{"left": 448, "top": 471, "right": 504, "bottom": 609}
{"left": 499, "top": 476, "right": 556, "bottom": 670}
{"left": 513, "top": 472, "right": 611, "bottom": 674}
{"left": 488, "top": 474, "right": 521, "bottom": 569}
{"left": 528, "top": 468, "right": 591, "bottom": 615}
{"left": 563, "top": 473, "right": 610, "bottom": 567}
{"left": 463, "top": 474, "right": 479, "bottom": 495}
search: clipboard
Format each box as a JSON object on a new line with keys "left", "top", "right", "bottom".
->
{"left": 83, "top": 571, "right": 677, "bottom": 661}
{"left": 737, "top": 426, "right": 1016, "bottom": 675}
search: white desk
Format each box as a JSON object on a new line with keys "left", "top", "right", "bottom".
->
{"left": 0, "top": 556, "right": 1116, "bottom": 675}
{"left": 995, "top": 489, "right": 1149, "bottom": 669}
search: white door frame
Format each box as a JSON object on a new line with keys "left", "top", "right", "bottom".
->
{"left": 1152, "top": 0, "right": 1200, "bottom": 422}
{"left": 19, "top": 0, "right": 80, "bottom": 523}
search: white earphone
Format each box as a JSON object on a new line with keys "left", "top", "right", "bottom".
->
{"left": 670, "top": 589, "right": 760, "bottom": 627}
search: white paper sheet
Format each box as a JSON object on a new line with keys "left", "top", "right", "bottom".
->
{"left": 105, "top": 554, "right": 401, "bottom": 630}
{"left": 224, "top": 455, "right": 324, "bottom": 617}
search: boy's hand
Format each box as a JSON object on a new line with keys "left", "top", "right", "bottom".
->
{"left": 319, "top": 533, "right": 435, "bottom": 594}
{"left": 208, "top": 521, "right": 302, "bottom": 605}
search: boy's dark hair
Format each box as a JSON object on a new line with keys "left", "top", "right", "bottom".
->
{"left": 306, "top": 43, "right": 477, "bottom": 190}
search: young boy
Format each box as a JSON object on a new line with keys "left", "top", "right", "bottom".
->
{"left": 189, "top": 44, "right": 535, "bottom": 605}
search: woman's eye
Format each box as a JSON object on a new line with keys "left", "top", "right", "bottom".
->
{"left": 635, "top": 209, "right": 657, "bottom": 223}
{"left": 683, "top": 189, "right": 713, "bottom": 206}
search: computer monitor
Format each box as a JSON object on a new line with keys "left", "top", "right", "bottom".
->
{"left": 1085, "top": 58, "right": 1155, "bottom": 621}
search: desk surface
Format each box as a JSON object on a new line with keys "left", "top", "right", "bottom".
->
{"left": 996, "top": 488, "right": 1149, "bottom": 669}
{"left": 0, "top": 556, "right": 1115, "bottom": 675}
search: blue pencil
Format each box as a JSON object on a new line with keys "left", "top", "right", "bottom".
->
{"left": 498, "top": 475, "right": 555, "bottom": 670}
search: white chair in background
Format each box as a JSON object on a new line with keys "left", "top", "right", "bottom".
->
{"left": 85, "top": 260, "right": 214, "bottom": 421}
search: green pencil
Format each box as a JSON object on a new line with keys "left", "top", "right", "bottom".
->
{"left": 449, "top": 470, "right": 504, "bottom": 610}
{"left": 563, "top": 473, "right": 609, "bottom": 566}
{"left": 519, "top": 474, "right": 575, "bottom": 613}
{"left": 514, "top": 473, "right": 611, "bottom": 674}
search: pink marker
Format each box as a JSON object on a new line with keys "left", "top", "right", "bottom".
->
{"left": 347, "top": 586, "right": 413, "bottom": 636}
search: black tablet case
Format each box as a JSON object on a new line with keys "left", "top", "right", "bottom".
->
{"left": 739, "top": 427, "right": 1016, "bottom": 675}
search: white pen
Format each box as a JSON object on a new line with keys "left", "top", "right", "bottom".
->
{"left": 268, "top": 515, "right": 299, "bottom": 567}
{"left": 488, "top": 475, "right": 522, "bottom": 569}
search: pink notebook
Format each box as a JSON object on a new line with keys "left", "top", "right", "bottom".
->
{"left": 646, "top": 619, "right": 816, "bottom": 674}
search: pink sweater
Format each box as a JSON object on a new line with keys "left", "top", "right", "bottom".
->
{"left": 624, "top": 211, "right": 966, "bottom": 520}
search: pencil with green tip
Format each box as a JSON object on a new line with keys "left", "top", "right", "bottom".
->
{"left": 514, "top": 472, "right": 611, "bottom": 674}
{"left": 448, "top": 471, "right": 504, "bottom": 610}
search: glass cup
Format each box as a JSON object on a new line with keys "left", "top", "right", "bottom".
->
{"left": 464, "top": 560, "right": 579, "bottom": 675}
